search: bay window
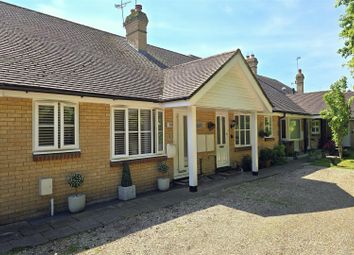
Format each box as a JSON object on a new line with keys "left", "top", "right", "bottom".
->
{"left": 235, "top": 114, "right": 251, "bottom": 147}
{"left": 34, "top": 101, "right": 79, "bottom": 152}
{"left": 112, "top": 108, "right": 164, "bottom": 159}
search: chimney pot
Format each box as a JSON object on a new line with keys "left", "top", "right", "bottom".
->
{"left": 135, "top": 4, "right": 142, "bottom": 11}
{"left": 295, "top": 69, "right": 305, "bottom": 94}
{"left": 246, "top": 54, "right": 258, "bottom": 75}
{"left": 124, "top": 4, "right": 148, "bottom": 51}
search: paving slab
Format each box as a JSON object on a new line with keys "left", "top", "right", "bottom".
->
{"left": 9, "top": 233, "right": 48, "bottom": 249}
{"left": 41, "top": 226, "right": 78, "bottom": 241}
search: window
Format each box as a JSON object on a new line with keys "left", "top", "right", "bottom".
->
{"left": 264, "top": 116, "right": 273, "bottom": 137}
{"left": 112, "top": 108, "right": 164, "bottom": 158}
{"left": 289, "top": 119, "right": 301, "bottom": 140}
{"left": 234, "top": 115, "right": 251, "bottom": 147}
{"left": 281, "top": 119, "right": 286, "bottom": 139}
{"left": 34, "top": 102, "right": 79, "bottom": 152}
{"left": 311, "top": 120, "right": 321, "bottom": 135}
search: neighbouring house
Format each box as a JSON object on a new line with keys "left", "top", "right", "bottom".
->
{"left": 0, "top": 2, "right": 352, "bottom": 224}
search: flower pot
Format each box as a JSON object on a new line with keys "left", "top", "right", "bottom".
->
{"left": 157, "top": 177, "right": 170, "bottom": 191}
{"left": 68, "top": 193, "right": 86, "bottom": 213}
{"left": 118, "top": 185, "right": 136, "bottom": 201}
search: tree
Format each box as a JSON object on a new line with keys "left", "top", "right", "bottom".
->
{"left": 321, "top": 77, "right": 353, "bottom": 159}
{"left": 336, "top": 0, "right": 354, "bottom": 76}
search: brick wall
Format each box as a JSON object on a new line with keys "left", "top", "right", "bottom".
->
{"left": 0, "top": 97, "right": 169, "bottom": 224}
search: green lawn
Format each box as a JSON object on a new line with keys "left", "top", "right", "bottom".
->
{"left": 310, "top": 150, "right": 354, "bottom": 170}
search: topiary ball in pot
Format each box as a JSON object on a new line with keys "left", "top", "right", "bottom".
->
{"left": 67, "top": 173, "right": 86, "bottom": 213}
{"left": 118, "top": 162, "right": 136, "bottom": 201}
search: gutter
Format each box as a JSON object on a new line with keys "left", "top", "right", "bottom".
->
{"left": 0, "top": 83, "right": 161, "bottom": 103}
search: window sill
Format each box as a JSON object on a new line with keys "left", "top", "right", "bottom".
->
{"left": 235, "top": 146, "right": 252, "bottom": 152}
{"left": 33, "top": 149, "right": 81, "bottom": 161}
{"left": 110, "top": 155, "right": 167, "bottom": 167}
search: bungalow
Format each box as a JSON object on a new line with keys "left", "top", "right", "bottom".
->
{"left": 0, "top": 2, "right": 349, "bottom": 224}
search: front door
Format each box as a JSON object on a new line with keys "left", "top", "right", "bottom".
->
{"left": 216, "top": 112, "right": 230, "bottom": 168}
{"left": 173, "top": 110, "right": 189, "bottom": 179}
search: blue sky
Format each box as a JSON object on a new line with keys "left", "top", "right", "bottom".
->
{"left": 3, "top": 0, "right": 353, "bottom": 92}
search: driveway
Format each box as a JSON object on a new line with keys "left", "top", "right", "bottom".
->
{"left": 10, "top": 164, "right": 354, "bottom": 255}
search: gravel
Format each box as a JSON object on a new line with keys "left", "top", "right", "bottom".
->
{"left": 13, "top": 166, "right": 354, "bottom": 255}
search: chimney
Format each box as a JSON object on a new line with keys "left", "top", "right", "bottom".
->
{"left": 124, "top": 4, "right": 149, "bottom": 51}
{"left": 246, "top": 54, "right": 258, "bottom": 75}
{"left": 295, "top": 69, "right": 305, "bottom": 94}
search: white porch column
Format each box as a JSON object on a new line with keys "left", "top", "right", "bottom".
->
{"left": 187, "top": 105, "right": 198, "bottom": 192}
{"left": 251, "top": 111, "right": 259, "bottom": 175}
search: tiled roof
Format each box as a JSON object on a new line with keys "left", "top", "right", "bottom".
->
{"left": 162, "top": 51, "right": 237, "bottom": 101}
{"left": 257, "top": 75, "right": 308, "bottom": 114}
{"left": 0, "top": 1, "right": 337, "bottom": 116}
{"left": 288, "top": 91, "right": 354, "bottom": 115}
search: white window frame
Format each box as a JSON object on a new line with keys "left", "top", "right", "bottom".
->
{"left": 60, "top": 103, "right": 79, "bottom": 150}
{"left": 111, "top": 107, "right": 165, "bottom": 160}
{"left": 311, "top": 119, "right": 321, "bottom": 135}
{"left": 33, "top": 101, "right": 79, "bottom": 153}
{"left": 264, "top": 115, "right": 273, "bottom": 138}
{"left": 234, "top": 114, "right": 251, "bottom": 147}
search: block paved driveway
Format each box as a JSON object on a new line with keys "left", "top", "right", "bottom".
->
{"left": 2, "top": 161, "right": 354, "bottom": 255}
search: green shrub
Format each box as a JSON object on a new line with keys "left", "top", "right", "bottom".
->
{"left": 158, "top": 161, "right": 169, "bottom": 174}
{"left": 67, "top": 173, "right": 84, "bottom": 195}
{"left": 272, "top": 144, "right": 286, "bottom": 165}
{"left": 259, "top": 148, "right": 273, "bottom": 161}
{"left": 121, "top": 162, "right": 133, "bottom": 187}
{"left": 241, "top": 155, "right": 252, "bottom": 172}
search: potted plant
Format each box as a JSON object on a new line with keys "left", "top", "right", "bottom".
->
{"left": 67, "top": 173, "right": 86, "bottom": 213}
{"left": 118, "top": 162, "right": 136, "bottom": 201}
{"left": 241, "top": 155, "right": 252, "bottom": 172}
{"left": 259, "top": 148, "right": 273, "bottom": 168}
{"left": 157, "top": 161, "right": 170, "bottom": 191}
{"left": 258, "top": 129, "right": 271, "bottom": 138}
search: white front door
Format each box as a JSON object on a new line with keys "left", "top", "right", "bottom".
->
{"left": 173, "top": 110, "right": 189, "bottom": 179}
{"left": 216, "top": 112, "right": 230, "bottom": 168}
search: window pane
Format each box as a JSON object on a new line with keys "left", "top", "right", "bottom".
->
{"left": 246, "top": 130, "right": 250, "bottom": 145}
{"left": 38, "top": 105, "right": 55, "bottom": 146}
{"left": 240, "top": 116, "right": 245, "bottom": 129}
{"left": 158, "top": 111, "right": 164, "bottom": 152}
{"left": 235, "top": 116, "right": 239, "bottom": 129}
{"left": 141, "top": 132, "right": 151, "bottom": 154}
{"left": 38, "top": 105, "right": 54, "bottom": 125}
{"left": 64, "top": 127, "right": 75, "bottom": 145}
{"left": 64, "top": 106, "right": 75, "bottom": 145}
{"left": 115, "top": 133, "right": 125, "bottom": 155}
{"left": 114, "top": 109, "right": 126, "bottom": 155}
{"left": 64, "top": 107, "right": 75, "bottom": 125}
{"left": 114, "top": 110, "right": 125, "bottom": 132}
{"left": 240, "top": 130, "right": 245, "bottom": 145}
{"left": 222, "top": 117, "right": 226, "bottom": 144}
{"left": 245, "top": 116, "right": 250, "bottom": 129}
{"left": 140, "top": 109, "right": 151, "bottom": 131}
{"left": 216, "top": 116, "right": 220, "bottom": 144}
{"left": 281, "top": 119, "right": 286, "bottom": 139}
{"left": 235, "top": 130, "right": 239, "bottom": 145}
{"left": 129, "top": 133, "right": 138, "bottom": 155}
{"left": 38, "top": 127, "right": 55, "bottom": 146}
{"left": 129, "top": 109, "right": 138, "bottom": 131}
{"left": 289, "top": 119, "right": 300, "bottom": 139}
{"left": 158, "top": 111, "right": 163, "bottom": 131}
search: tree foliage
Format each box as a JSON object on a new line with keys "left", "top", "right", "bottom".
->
{"left": 121, "top": 162, "right": 133, "bottom": 187}
{"left": 321, "top": 77, "right": 353, "bottom": 158}
{"left": 336, "top": 0, "right": 354, "bottom": 76}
